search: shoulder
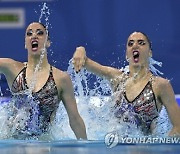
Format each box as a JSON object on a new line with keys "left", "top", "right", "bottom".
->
{"left": 153, "top": 76, "right": 171, "bottom": 88}
{"left": 52, "top": 66, "right": 72, "bottom": 86}
{"left": 111, "top": 72, "right": 128, "bottom": 91}
{"left": 152, "top": 76, "right": 173, "bottom": 96}
{"left": 52, "top": 66, "right": 70, "bottom": 79}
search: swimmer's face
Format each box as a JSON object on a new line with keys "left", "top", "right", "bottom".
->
{"left": 126, "top": 32, "right": 152, "bottom": 67}
{"left": 25, "top": 22, "right": 50, "bottom": 55}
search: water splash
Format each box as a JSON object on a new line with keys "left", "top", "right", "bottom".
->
{"left": 50, "top": 60, "right": 115, "bottom": 140}
{"left": 149, "top": 57, "right": 163, "bottom": 76}
{"left": 52, "top": 59, "right": 172, "bottom": 140}
{"left": 121, "top": 57, "right": 163, "bottom": 76}
{"left": 0, "top": 92, "right": 40, "bottom": 139}
{"left": 38, "top": 2, "right": 51, "bottom": 29}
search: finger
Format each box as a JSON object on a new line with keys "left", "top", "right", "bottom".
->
{"left": 74, "top": 59, "right": 80, "bottom": 72}
{"left": 72, "top": 57, "right": 78, "bottom": 68}
{"left": 78, "top": 58, "right": 85, "bottom": 71}
{"left": 79, "top": 59, "right": 84, "bottom": 68}
{"left": 77, "top": 64, "right": 81, "bottom": 72}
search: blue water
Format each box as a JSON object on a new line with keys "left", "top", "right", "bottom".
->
{"left": 0, "top": 95, "right": 179, "bottom": 140}
{"left": 0, "top": 140, "right": 179, "bottom": 154}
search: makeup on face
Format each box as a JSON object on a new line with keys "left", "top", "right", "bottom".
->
{"left": 127, "top": 39, "right": 146, "bottom": 47}
{"left": 26, "top": 26, "right": 47, "bottom": 52}
{"left": 127, "top": 39, "right": 147, "bottom": 63}
{"left": 26, "top": 29, "right": 45, "bottom": 37}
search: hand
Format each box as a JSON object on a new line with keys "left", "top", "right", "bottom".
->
{"left": 72, "top": 46, "right": 87, "bottom": 73}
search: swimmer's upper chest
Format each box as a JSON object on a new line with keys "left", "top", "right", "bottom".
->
{"left": 26, "top": 70, "right": 50, "bottom": 92}
{"left": 125, "top": 79, "right": 149, "bottom": 102}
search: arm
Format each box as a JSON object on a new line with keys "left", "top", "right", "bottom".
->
{"left": 0, "top": 58, "right": 23, "bottom": 88}
{"left": 0, "top": 58, "right": 12, "bottom": 74}
{"left": 73, "top": 46, "right": 122, "bottom": 81}
{"left": 60, "top": 72, "right": 87, "bottom": 139}
{"left": 157, "top": 78, "right": 180, "bottom": 136}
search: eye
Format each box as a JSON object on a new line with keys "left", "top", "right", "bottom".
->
{"left": 138, "top": 40, "right": 146, "bottom": 45}
{"left": 26, "top": 31, "right": 32, "bottom": 36}
{"left": 128, "top": 41, "right": 134, "bottom": 47}
{"left": 36, "top": 30, "right": 44, "bottom": 36}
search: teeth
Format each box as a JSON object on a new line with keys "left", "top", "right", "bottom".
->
{"left": 133, "top": 51, "right": 139, "bottom": 56}
{"left": 32, "top": 42, "right": 38, "bottom": 45}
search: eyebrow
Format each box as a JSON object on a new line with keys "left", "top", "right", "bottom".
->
{"left": 138, "top": 39, "right": 145, "bottom": 42}
{"left": 128, "top": 39, "right": 145, "bottom": 42}
{"left": 27, "top": 28, "right": 43, "bottom": 31}
{"left": 36, "top": 29, "right": 43, "bottom": 31}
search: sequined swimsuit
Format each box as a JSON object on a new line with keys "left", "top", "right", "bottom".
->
{"left": 114, "top": 75, "right": 159, "bottom": 135}
{"left": 11, "top": 64, "right": 59, "bottom": 137}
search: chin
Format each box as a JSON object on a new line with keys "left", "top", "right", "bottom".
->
{"left": 30, "top": 51, "right": 41, "bottom": 56}
{"left": 130, "top": 61, "right": 139, "bottom": 65}
{"left": 131, "top": 62, "right": 141, "bottom": 67}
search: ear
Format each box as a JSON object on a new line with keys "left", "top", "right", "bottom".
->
{"left": 46, "top": 40, "right": 51, "bottom": 48}
{"left": 126, "top": 55, "right": 129, "bottom": 62}
{"left": 25, "top": 44, "right": 27, "bottom": 49}
{"left": 125, "top": 50, "right": 129, "bottom": 62}
{"left": 149, "top": 50, "right": 152, "bottom": 57}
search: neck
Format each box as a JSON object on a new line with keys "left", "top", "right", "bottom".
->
{"left": 27, "top": 53, "right": 49, "bottom": 71}
{"left": 129, "top": 65, "right": 151, "bottom": 81}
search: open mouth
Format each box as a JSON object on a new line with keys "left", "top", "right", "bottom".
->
{"left": 31, "top": 40, "right": 38, "bottom": 51}
{"left": 133, "top": 51, "right": 140, "bottom": 63}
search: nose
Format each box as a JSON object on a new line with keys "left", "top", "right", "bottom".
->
{"left": 132, "top": 41, "right": 139, "bottom": 49}
{"left": 31, "top": 32, "right": 38, "bottom": 39}
{"left": 32, "top": 32, "right": 37, "bottom": 37}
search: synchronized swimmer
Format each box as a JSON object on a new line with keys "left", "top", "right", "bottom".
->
{"left": 73, "top": 32, "right": 180, "bottom": 136}
{"left": 0, "top": 22, "right": 87, "bottom": 140}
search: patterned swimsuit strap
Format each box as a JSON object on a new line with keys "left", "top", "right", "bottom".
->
{"left": 149, "top": 73, "right": 155, "bottom": 85}
{"left": 24, "top": 62, "right": 28, "bottom": 68}
{"left": 49, "top": 65, "right": 54, "bottom": 77}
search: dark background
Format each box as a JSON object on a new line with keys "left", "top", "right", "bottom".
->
{"left": 0, "top": 0, "right": 180, "bottom": 96}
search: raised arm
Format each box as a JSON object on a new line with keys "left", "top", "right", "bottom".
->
{"left": 0, "top": 58, "right": 23, "bottom": 88}
{"left": 73, "top": 46, "right": 122, "bottom": 81}
{"left": 156, "top": 78, "right": 180, "bottom": 136}
{"left": 59, "top": 71, "right": 87, "bottom": 139}
{"left": 0, "top": 58, "right": 12, "bottom": 74}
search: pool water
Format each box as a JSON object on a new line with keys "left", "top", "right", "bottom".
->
{"left": 0, "top": 140, "right": 179, "bottom": 154}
